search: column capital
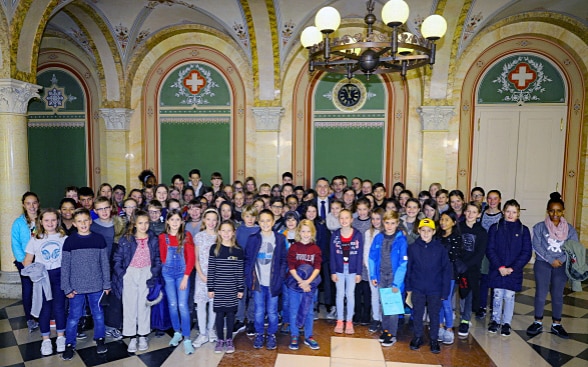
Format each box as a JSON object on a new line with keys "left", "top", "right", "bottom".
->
{"left": 99, "top": 108, "right": 133, "bottom": 131}
{"left": 252, "top": 107, "right": 284, "bottom": 131}
{"left": 417, "top": 105, "right": 455, "bottom": 131}
{"left": 0, "top": 79, "right": 42, "bottom": 114}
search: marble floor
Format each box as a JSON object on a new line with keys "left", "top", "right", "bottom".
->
{"left": 0, "top": 265, "right": 586, "bottom": 367}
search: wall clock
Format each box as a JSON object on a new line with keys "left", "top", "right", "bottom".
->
{"left": 332, "top": 78, "right": 367, "bottom": 112}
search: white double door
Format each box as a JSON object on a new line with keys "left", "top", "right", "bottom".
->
{"left": 471, "top": 106, "right": 567, "bottom": 228}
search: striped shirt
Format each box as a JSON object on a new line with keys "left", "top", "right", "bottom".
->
{"left": 207, "top": 244, "right": 244, "bottom": 310}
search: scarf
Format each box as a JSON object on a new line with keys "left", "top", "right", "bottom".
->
{"left": 544, "top": 215, "right": 569, "bottom": 241}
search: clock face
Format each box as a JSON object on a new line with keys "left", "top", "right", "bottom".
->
{"left": 332, "top": 78, "right": 367, "bottom": 112}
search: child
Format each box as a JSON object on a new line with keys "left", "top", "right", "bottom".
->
{"left": 147, "top": 200, "right": 165, "bottom": 235}
{"left": 185, "top": 199, "right": 202, "bottom": 238}
{"left": 405, "top": 218, "right": 451, "bottom": 354}
{"left": 326, "top": 199, "right": 343, "bottom": 232}
{"left": 368, "top": 211, "right": 407, "bottom": 347}
{"left": 158, "top": 209, "right": 196, "bottom": 354}
{"left": 364, "top": 208, "right": 384, "bottom": 332}
{"left": 61, "top": 208, "right": 111, "bottom": 360}
{"left": 219, "top": 201, "right": 234, "bottom": 222}
{"left": 192, "top": 209, "right": 220, "bottom": 349}
{"left": 352, "top": 198, "right": 372, "bottom": 326}
{"left": 235, "top": 205, "right": 259, "bottom": 335}
{"left": 207, "top": 220, "right": 245, "bottom": 354}
{"left": 23, "top": 208, "right": 68, "bottom": 355}
{"left": 436, "top": 189, "right": 450, "bottom": 214}
{"left": 114, "top": 211, "right": 161, "bottom": 353}
{"left": 287, "top": 219, "right": 322, "bottom": 350}
{"left": 437, "top": 210, "right": 463, "bottom": 345}
{"left": 486, "top": 200, "right": 532, "bottom": 336}
{"left": 278, "top": 211, "right": 299, "bottom": 335}
{"left": 59, "top": 198, "right": 77, "bottom": 235}
{"left": 121, "top": 198, "right": 138, "bottom": 229}
{"left": 245, "top": 209, "right": 287, "bottom": 350}
{"left": 330, "top": 209, "right": 363, "bottom": 334}
{"left": 400, "top": 198, "right": 424, "bottom": 244}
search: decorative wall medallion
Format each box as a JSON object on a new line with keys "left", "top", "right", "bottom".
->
{"left": 281, "top": 20, "right": 295, "bottom": 46}
{"left": 296, "top": 170, "right": 303, "bottom": 177}
{"left": 171, "top": 64, "right": 219, "bottom": 105}
{"left": 573, "top": 100, "right": 580, "bottom": 114}
{"left": 568, "top": 170, "right": 575, "bottom": 178}
{"left": 190, "top": 50, "right": 199, "bottom": 57}
{"left": 515, "top": 40, "right": 530, "bottom": 47}
{"left": 393, "top": 172, "right": 401, "bottom": 181}
{"left": 476, "top": 60, "right": 484, "bottom": 68}
{"left": 492, "top": 56, "right": 551, "bottom": 103}
{"left": 48, "top": 53, "right": 58, "bottom": 60}
{"left": 43, "top": 74, "right": 78, "bottom": 112}
{"left": 459, "top": 169, "right": 467, "bottom": 176}
{"left": 84, "top": 72, "right": 91, "bottom": 79}
{"left": 237, "top": 169, "right": 245, "bottom": 176}
{"left": 395, "top": 111, "right": 402, "bottom": 119}
{"left": 95, "top": 167, "right": 101, "bottom": 175}
{"left": 563, "top": 59, "right": 571, "bottom": 66}
{"left": 147, "top": 106, "right": 154, "bottom": 117}
{"left": 332, "top": 78, "right": 367, "bottom": 112}
{"left": 462, "top": 103, "right": 470, "bottom": 112}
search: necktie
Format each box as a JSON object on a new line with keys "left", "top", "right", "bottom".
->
{"left": 320, "top": 200, "right": 326, "bottom": 219}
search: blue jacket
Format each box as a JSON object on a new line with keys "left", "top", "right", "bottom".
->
{"left": 245, "top": 230, "right": 288, "bottom": 297}
{"left": 330, "top": 228, "right": 363, "bottom": 274}
{"left": 11, "top": 214, "right": 32, "bottom": 263}
{"left": 112, "top": 232, "right": 162, "bottom": 299}
{"left": 486, "top": 219, "right": 532, "bottom": 292}
{"left": 368, "top": 231, "right": 408, "bottom": 292}
{"left": 405, "top": 237, "right": 451, "bottom": 297}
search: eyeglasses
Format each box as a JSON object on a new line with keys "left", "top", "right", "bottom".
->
{"left": 472, "top": 194, "right": 484, "bottom": 198}
{"left": 271, "top": 204, "right": 283, "bottom": 209}
{"left": 124, "top": 206, "right": 137, "bottom": 210}
{"left": 148, "top": 210, "right": 161, "bottom": 214}
{"left": 95, "top": 207, "right": 111, "bottom": 212}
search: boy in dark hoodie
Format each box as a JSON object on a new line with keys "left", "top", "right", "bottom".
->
{"left": 405, "top": 218, "right": 451, "bottom": 354}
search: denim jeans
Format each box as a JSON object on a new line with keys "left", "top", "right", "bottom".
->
{"left": 236, "top": 286, "right": 254, "bottom": 323}
{"left": 162, "top": 245, "right": 191, "bottom": 337}
{"left": 439, "top": 279, "right": 455, "bottom": 328}
{"left": 39, "top": 268, "right": 66, "bottom": 336}
{"left": 335, "top": 264, "right": 357, "bottom": 321}
{"left": 492, "top": 288, "right": 515, "bottom": 324}
{"left": 65, "top": 291, "right": 105, "bottom": 346}
{"left": 288, "top": 288, "right": 315, "bottom": 338}
{"left": 15, "top": 261, "right": 34, "bottom": 321}
{"left": 253, "top": 285, "right": 279, "bottom": 335}
{"left": 460, "top": 290, "right": 473, "bottom": 322}
{"left": 369, "top": 280, "right": 381, "bottom": 321}
{"left": 281, "top": 283, "right": 290, "bottom": 325}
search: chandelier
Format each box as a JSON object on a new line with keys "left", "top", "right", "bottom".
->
{"left": 300, "top": 0, "right": 447, "bottom": 78}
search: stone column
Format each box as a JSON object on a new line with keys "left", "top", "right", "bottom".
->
{"left": 417, "top": 106, "right": 455, "bottom": 187}
{"left": 0, "top": 79, "right": 41, "bottom": 298}
{"left": 251, "top": 107, "right": 284, "bottom": 184}
{"left": 99, "top": 108, "right": 133, "bottom": 189}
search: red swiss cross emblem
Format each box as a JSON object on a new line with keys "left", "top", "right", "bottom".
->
{"left": 183, "top": 70, "right": 207, "bottom": 95}
{"left": 508, "top": 62, "right": 537, "bottom": 90}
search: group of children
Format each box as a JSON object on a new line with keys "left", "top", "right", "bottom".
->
{"left": 11, "top": 171, "right": 578, "bottom": 360}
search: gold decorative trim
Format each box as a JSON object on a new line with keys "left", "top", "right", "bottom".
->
{"left": 265, "top": 0, "right": 281, "bottom": 106}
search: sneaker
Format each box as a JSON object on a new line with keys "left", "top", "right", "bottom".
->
{"left": 76, "top": 332, "right": 87, "bottom": 340}
{"left": 233, "top": 320, "right": 246, "bottom": 335}
{"left": 266, "top": 334, "right": 277, "bottom": 350}
{"left": 326, "top": 307, "right": 337, "bottom": 320}
{"left": 27, "top": 319, "right": 39, "bottom": 333}
{"left": 105, "top": 328, "right": 123, "bottom": 341}
{"left": 304, "top": 337, "right": 320, "bottom": 350}
{"left": 96, "top": 338, "right": 107, "bottom": 354}
{"left": 442, "top": 329, "right": 454, "bottom": 345}
{"left": 225, "top": 339, "right": 235, "bottom": 354}
{"left": 345, "top": 321, "right": 354, "bottom": 334}
{"left": 208, "top": 329, "right": 218, "bottom": 342}
{"left": 501, "top": 323, "right": 511, "bottom": 336}
{"left": 214, "top": 339, "right": 225, "bottom": 353}
{"left": 169, "top": 331, "right": 183, "bottom": 346}
{"left": 246, "top": 322, "right": 255, "bottom": 336}
{"left": 314, "top": 310, "right": 319, "bottom": 320}
{"left": 368, "top": 320, "right": 380, "bottom": 333}
{"left": 138, "top": 336, "right": 148, "bottom": 351}
{"left": 41, "top": 339, "right": 53, "bottom": 356}
{"left": 192, "top": 334, "right": 209, "bottom": 348}
{"left": 488, "top": 320, "right": 499, "bottom": 334}
{"left": 56, "top": 336, "right": 66, "bottom": 353}
{"left": 526, "top": 321, "right": 543, "bottom": 336}
{"left": 381, "top": 334, "right": 397, "bottom": 347}
{"left": 280, "top": 323, "right": 290, "bottom": 334}
{"left": 183, "top": 339, "right": 195, "bottom": 355}
{"left": 475, "top": 307, "right": 487, "bottom": 319}
{"left": 253, "top": 333, "right": 265, "bottom": 349}
{"left": 551, "top": 324, "right": 569, "bottom": 339}
{"left": 334, "top": 320, "right": 344, "bottom": 333}
{"left": 127, "top": 338, "right": 138, "bottom": 353}
{"left": 438, "top": 327, "right": 445, "bottom": 341}
{"left": 409, "top": 337, "right": 423, "bottom": 350}
{"left": 289, "top": 336, "right": 299, "bottom": 350}
{"left": 430, "top": 340, "right": 441, "bottom": 354}
{"left": 458, "top": 322, "right": 470, "bottom": 337}
{"left": 378, "top": 330, "right": 388, "bottom": 342}
{"left": 61, "top": 344, "right": 74, "bottom": 360}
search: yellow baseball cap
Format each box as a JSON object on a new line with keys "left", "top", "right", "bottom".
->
{"left": 418, "top": 218, "right": 436, "bottom": 230}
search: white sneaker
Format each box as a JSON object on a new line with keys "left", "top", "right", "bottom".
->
{"left": 138, "top": 336, "right": 149, "bottom": 351}
{"left": 443, "top": 329, "right": 455, "bottom": 345}
{"left": 438, "top": 327, "right": 444, "bottom": 341}
{"left": 192, "top": 334, "right": 209, "bottom": 348}
{"left": 127, "top": 338, "right": 138, "bottom": 353}
{"left": 56, "top": 336, "right": 66, "bottom": 352}
{"left": 41, "top": 339, "right": 53, "bottom": 356}
{"left": 208, "top": 329, "right": 217, "bottom": 343}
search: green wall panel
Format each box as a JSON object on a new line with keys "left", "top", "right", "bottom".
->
{"left": 28, "top": 127, "right": 87, "bottom": 207}
{"left": 314, "top": 74, "right": 386, "bottom": 111}
{"left": 29, "top": 70, "right": 85, "bottom": 112}
{"left": 160, "top": 63, "right": 230, "bottom": 107}
{"left": 313, "top": 125, "right": 383, "bottom": 182}
{"left": 160, "top": 123, "right": 231, "bottom": 185}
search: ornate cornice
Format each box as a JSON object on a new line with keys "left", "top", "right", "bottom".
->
{"left": 417, "top": 105, "right": 455, "bottom": 131}
{"left": 99, "top": 108, "right": 133, "bottom": 131}
{"left": 252, "top": 106, "right": 283, "bottom": 131}
{"left": 0, "top": 78, "right": 42, "bottom": 114}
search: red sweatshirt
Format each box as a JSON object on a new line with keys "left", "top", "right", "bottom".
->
{"left": 287, "top": 241, "right": 322, "bottom": 271}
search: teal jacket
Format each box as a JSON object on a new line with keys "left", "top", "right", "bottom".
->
{"left": 368, "top": 231, "right": 408, "bottom": 293}
{"left": 11, "top": 214, "right": 32, "bottom": 263}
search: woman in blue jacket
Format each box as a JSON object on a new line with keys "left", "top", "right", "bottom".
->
{"left": 486, "top": 199, "right": 532, "bottom": 336}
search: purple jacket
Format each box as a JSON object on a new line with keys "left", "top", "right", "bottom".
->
{"left": 329, "top": 228, "right": 363, "bottom": 275}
